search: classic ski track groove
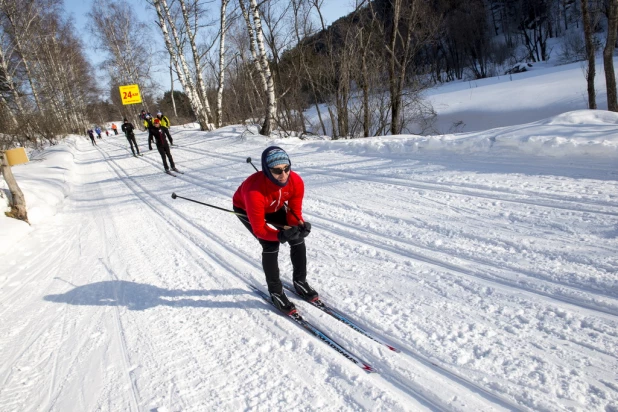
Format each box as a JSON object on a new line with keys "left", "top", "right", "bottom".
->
{"left": 95, "top": 207, "right": 143, "bottom": 412}
{"left": 96, "top": 143, "right": 420, "bottom": 409}
{"left": 96, "top": 139, "right": 524, "bottom": 411}
{"left": 307, "top": 211, "right": 618, "bottom": 318}
{"left": 169, "top": 137, "right": 618, "bottom": 215}
{"left": 106, "top": 136, "right": 613, "bottom": 409}
{"left": 97, "top": 142, "right": 451, "bottom": 410}
{"left": 108, "top": 138, "right": 618, "bottom": 318}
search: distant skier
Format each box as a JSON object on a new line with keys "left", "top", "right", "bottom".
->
{"left": 105, "top": 129, "right": 109, "bottom": 137}
{"left": 155, "top": 111, "right": 173, "bottom": 145}
{"left": 143, "top": 114, "right": 155, "bottom": 150}
{"left": 86, "top": 129, "right": 97, "bottom": 146}
{"left": 139, "top": 109, "right": 148, "bottom": 131}
{"left": 151, "top": 118, "right": 178, "bottom": 173}
{"left": 111, "top": 123, "right": 118, "bottom": 135}
{"left": 232, "top": 146, "right": 314, "bottom": 314}
{"left": 95, "top": 126, "right": 102, "bottom": 139}
{"left": 121, "top": 118, "right": 140, "bottom": 157}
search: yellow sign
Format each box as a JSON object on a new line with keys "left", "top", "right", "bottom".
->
{"left": 5, "top": 147, "right": 29, "bottom": 166}
{"left": 119, "top": 84, "right": 142, "bottom": 105}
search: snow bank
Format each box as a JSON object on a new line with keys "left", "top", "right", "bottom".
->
{"left": 304, "top": 110, "right": 618, "bottom": 158}
{"left": 0, "top": 138, "right": 78, "bottom": 250}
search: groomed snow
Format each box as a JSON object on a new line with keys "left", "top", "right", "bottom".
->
{"left": 1, "top": 64, "right": 618, "bottom": 411}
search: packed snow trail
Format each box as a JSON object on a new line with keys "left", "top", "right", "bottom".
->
{"left": 1, "top": 115, "right": 617, "bottom": 411}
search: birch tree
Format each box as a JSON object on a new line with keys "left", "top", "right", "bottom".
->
{"left": 239, "top": 0, "right": 278, "bottom": 136}
{"left": 150, "top": 0, "right": 211, "bottom": 130}
{"left": 215, "top": 0, "right": 229, "bottom": 127}
{"left": 0, "top": 0, "right": 43, "bottom": 113}
{"left": 177, "top": 0, "right": 214, "bottom": 125}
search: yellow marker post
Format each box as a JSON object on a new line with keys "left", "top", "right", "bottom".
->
{"left": 119, "top": 84, "right": 143, "bottom": 105}
{"left": 5, "top": 148, "right": 29, "bottom": 166}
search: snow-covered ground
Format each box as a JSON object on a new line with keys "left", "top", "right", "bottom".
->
{"left": 1, "top": 62, "right": 618, "bottom": 412}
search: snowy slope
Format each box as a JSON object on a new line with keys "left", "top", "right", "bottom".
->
{"left": 1, "top": 68, "right": 618, "bottom": 411}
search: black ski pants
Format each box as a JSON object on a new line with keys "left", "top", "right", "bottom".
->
{"left": 126, "top": 133, "right": 139, "bottom": 155}
{"left": 234, "top": 206, "right": 306, "bottom": 294}
{"left": 156, "top": 143, "right": 175, "bottom": 171}
{"left": 161, "top": 126, "right": 173, "bottom": 145}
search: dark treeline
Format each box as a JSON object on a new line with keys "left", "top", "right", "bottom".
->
{"left": 0, "top": 0, "right": 615, "bottom": 149}
{"left": 209, "top": 0, "right": 609, "bottom": 138}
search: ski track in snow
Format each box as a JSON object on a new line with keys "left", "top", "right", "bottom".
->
{"left": 0, "top": 120, "right": 617, "bottom": 411}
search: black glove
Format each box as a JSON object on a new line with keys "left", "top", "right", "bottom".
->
{"left": 149, "top": 145, "right": 153, "bottom": 150}
{"left": 277, "top": 226, "right": 300, "bottom": 244}
{"left": 300, "top": 222, "right": 311, "bottom": 238}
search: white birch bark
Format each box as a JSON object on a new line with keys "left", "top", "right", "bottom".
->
{"left": 178, "top": 0, "right": 213, "bottom": 124}
{"left": 243, "top": 0, "right": 277, "bottom": 135}
{"left": 153, "top": 0, "right": 208, "bottom": 130}
{"left": 2, "top": 3, "right": 43, "bottom": 113}
{"left": 157, "top": 0, "right": 210, "bottom": 130}
{"left": 0, "top": 93, "right": 18, "bottom": 127}
{"left": 216, "top": 0, "right": 229, "bottom": 128}
{"left": 238, "top": 1, "right": 268, "bottom": 93}
{"left": 0, "top": 39, "right": 26, "bottom": 117}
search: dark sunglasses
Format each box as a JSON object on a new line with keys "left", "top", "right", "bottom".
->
{"left": 270, "top": 165, "right": 290, "bottom": 175}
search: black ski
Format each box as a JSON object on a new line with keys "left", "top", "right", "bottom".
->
{"left": 249, "top": 284, "right": 376, "bottom": 373}
{"left": 165, "top": 170, "right": 177, "bottom": 177}
{"left": 283, "top": 282, "right": 399, "bottom": 353}
{"left": 171, "top": 169, "right": 184, "bottom": 174}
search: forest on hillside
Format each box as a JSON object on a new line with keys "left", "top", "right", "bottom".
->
{"left": 0, "top": 0, "right": 616, "bottom": 149}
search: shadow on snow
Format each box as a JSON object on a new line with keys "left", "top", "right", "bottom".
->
{"left": 44, "top": 279, "right": 257, "bottom": 311}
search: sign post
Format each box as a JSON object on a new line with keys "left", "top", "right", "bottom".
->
{"left": 119, "top": 84, "right": 143, "bottom": 105}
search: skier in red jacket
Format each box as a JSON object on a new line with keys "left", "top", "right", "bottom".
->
{"left": 233, "top": 146, "right": 315, "bottom": 314}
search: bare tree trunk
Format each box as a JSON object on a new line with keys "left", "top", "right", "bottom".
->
{"left": 0, "top": 94, "right": 18, "bottom": 127}
{"left": 239, "top": 0, "right": 277, "bottom": 135}
{"left": 251, "top": 0, "right": 277, "bottom": 135}
{"left": 178, "top": 0, "right": 213, "bottom": 124}
{"left": 238, "top": 1, "right": 268, "bottom": 94}
{"left": 388, "top": 0, "right": 403, "bottom": 135}
{"left": 1, "top": 152, "right": 28, "bottom": 223}
{"left": 170, "top": 55, "right": 177, "bottom": 117}
{"left": 216, "top": 0, "right": 229, "bottom": 128}
{"left": 581, "top": 0, "right": 597, "bottom": 109}
{"left": 2, "top": 3, "right": 44, "bottom": 113}
{"left": 0, "top": 34, "right": 26, "bottom": 117}
{"left": 604, "top": 0, "right": 618, "bottom": 111}
{"left": 153, "top": 0, "right": 209, "bottom": 130}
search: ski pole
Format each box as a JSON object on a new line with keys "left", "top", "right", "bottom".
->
{"left": 171, "top": 192, "right": 288, "bottom": 229}
{"left": 246, "top": 156, "right": 259, "bottom": 172}
{"left": 245, "top": 157, "right": 304, "bottom": 224}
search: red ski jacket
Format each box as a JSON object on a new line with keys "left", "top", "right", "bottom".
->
{"left": 233, "top": 171, "right": 304, "bottom": 242}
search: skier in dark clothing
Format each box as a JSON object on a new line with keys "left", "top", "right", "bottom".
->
{"left": 150, "top": 118, "right": 178, "bottom": 173}
{"left": 139, "top": 109, "right": 148, "bottom": 131}
{"left": 155, "top": 111, "right": 173, "bottom": 145}
{"left": 87, "top": 129, "right": 97, "bottom": 146}
{"left": 232, "top": 146, "right": 315, "bottom": 315}
{"left": 121, "top": 118, "right": 140, "bottom": 157}
{"left": 143, "top": 114, "right": 156, "bottom": 150}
